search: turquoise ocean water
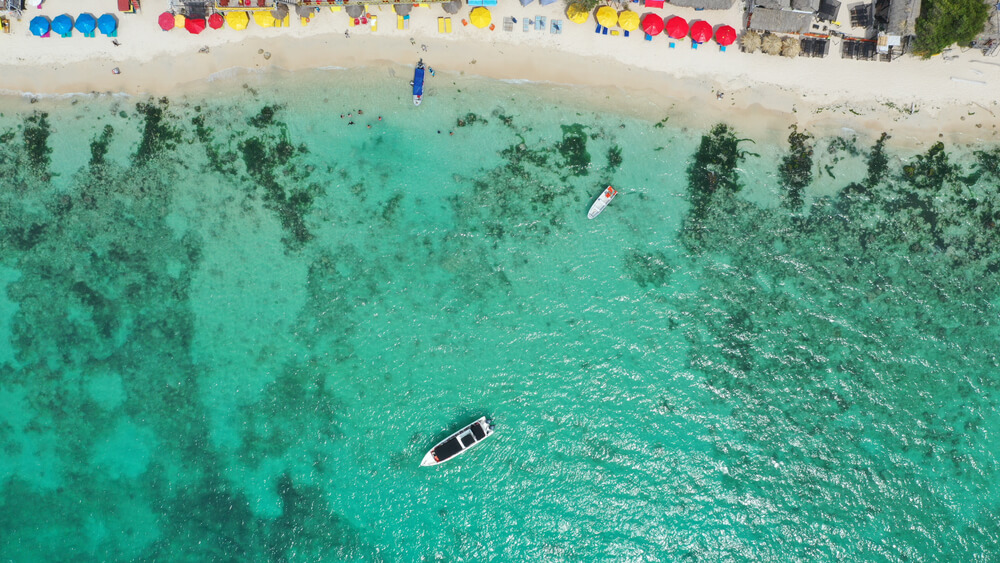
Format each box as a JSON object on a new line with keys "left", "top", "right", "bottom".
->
{"left": 0, "top": 68, "right": 998, "bottom": 561}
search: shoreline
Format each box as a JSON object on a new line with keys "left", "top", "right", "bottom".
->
{"left": 2, "top": 0, "right": 999, "bottom": 148}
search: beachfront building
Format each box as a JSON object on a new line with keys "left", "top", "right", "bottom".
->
{"left": 667, "top": 0, "right": 737, "bottom": 9}
{"left": 874, "top": 0, "right": 920, "bottom": 57}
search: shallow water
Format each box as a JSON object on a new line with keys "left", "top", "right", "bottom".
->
{"left": 0, "top": 68, "right": 998, "bottom": 561}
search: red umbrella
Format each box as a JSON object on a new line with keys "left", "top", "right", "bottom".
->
{"left": 641, "top": 13, "right": 663, "bottom": 36}
{"left": 185, "top": 17, "right": 206, "bottom": 34}
{"left": 208, "top": 13, "right": 224, "bottom": 29}
{"left": 690, "top": 20, "right": 712, "bottom": 43}
{"left": 665, "top": 16, "right": 688, "bottom": 39}
{"left": 715, "top": 24, "right": 736, "bottom": 46}
{"left": 158, "top": 11, "right": 175, "bottom": 31}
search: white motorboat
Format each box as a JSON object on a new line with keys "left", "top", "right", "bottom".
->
{"left": 420, "top": 416, "right": 495, "bottom": 467}
{"left": 588, "top": 186, "right": 617, "bottom": 219}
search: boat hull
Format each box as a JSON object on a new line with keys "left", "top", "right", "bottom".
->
{"left": 420, "top": 416, "right": 494, "bottom": 467}
{"left": 412, "top": 61, "right": 425, "bottom": 106}
{"left": 588, "top": 186, "right": 617, "bottom": 219}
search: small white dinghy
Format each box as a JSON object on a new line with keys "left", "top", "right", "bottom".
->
{"left": 420, "top": 417, "right": 495, "bottom": 467}
{"left": 588, "top": 186, "right": 617, "bottom": 219}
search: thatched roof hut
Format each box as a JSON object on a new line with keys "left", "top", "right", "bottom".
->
{"left": 782, "top": 36, "right": 802, "bottom": 57}
{"left": 741, "top": 30, "right": 762, "bottom": 52}
{"left": 762, "top": 33, "right": 783, "bottom": 55}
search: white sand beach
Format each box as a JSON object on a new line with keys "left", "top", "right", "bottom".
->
{"left": 2, "top": 0, "right": 999, "bottom": 145}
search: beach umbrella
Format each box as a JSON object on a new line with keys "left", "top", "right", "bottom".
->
{"left": 469, "top": 7, "right": 491, "bottom": 28}
{"left": 208, "top": 13, "right": 224, "bottom": 29}
{"left": 442, "top": 0, "right": 462, "bottom": 13}
{"left": 271, "top": 3, "right": 289, "bottom": 20}
{"left": 618, "top": 10, "right": 639, "bottom": 31}
{"left": 715, "top": 24, "right": 736, "bottom": 46}
{"left": 761, "top": 33, "right": 782, "bottom": 55}
{"left": 185, "top": 17, "right": 206, "bottom": 34}
{"left": 158, "top": 12, "right": 175, "bottom": 30}
{"left": 641, "top": 13, "right": 663, "bottom": 36}
{"left": 393, "top": 3, "right": 412, "bottom": 16}
{"left": 254, "top": 10, "right": 276, "bottom": 27}
{"left": 51, "top": 14, "right": 73, "bottom": 36}
{"left": 175, "top": 14, "right": 186, "bottom": 29}
{"left": 29, "top": 15, "right": 49, "bottom": 36}
{"left": 595, "top": 6, "right": 617, "bottom": 28}
{"left": 690, "top": 20, "right": 712, "bottom": 43}
{"left": 567, "top": 3, "right": 588, "bottom": 24}
{"left": 345, "top": 4, "right": 365, "bottom": 18}
{"left": 75, "top": 13, "right": 97, "bottom": 34}
{"left": 225, "top": 11, "right": 249, "bottom": 30}
{"left": 97, "top": 14, "right": 118, "bottom": 35}
{"left": 665, "top": 16, "right": 687, "bottom": 39}
{"left": 781, "top": 36, "right": 801, "bottom": 57}
{"left": 741, "top": 30, "right": 761, "bottom": 53}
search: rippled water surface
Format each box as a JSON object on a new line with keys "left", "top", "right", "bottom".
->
{"left": 0, "top": 69, "right": 998, "bottom": 561}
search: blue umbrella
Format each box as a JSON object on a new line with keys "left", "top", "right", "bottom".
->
{"left": 97, "top": 14, "right": 118, "bottom": 35}
{"left": 75, "top": 13, "right": 97, "bottom": 34}
{"left": 29, "top": 16, "right": 50, "bottom": 36}
{"left": 51, "top": 14, "right": 73, "bottom": 36}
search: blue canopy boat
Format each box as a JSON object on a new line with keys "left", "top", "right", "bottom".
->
{"left": 412, "top": 59, "right": 425, "bottom": 106}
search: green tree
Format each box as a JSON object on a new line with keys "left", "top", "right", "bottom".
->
{"left": 912, "top": 0, "right": 990, "bottom": 57}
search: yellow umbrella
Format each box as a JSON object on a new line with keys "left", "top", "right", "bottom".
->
{"left": 253, "top": 10, "right": 275, "bottom": 28}
{"left": 225, "top": 11, "right": 249, "bottom": 31}
{"left": 618, "top": 10, "right": 638, "bottom": 31}
{"left": 469, "top": 6, "right": 490, "bottom": 28}
{"left": 567, "top": 3, "right": 588, "bottom": 24}
{"left": 174, "top": 13, "right": 186, "bottom": 28}
{"left": 595, "top": 6, "right": 617, "bottom": 28}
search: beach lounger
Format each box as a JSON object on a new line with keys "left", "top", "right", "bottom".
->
{"left": 445, "top": 17, "right": 452, "bottom": 32}
{"left": 596, "top": 23, "right": 601, "bottom": 33}
{"left": 524, "top": 19, "right": 530, "bottom": 32}
{"left": 398, "top": 14, "right": 404, "bottom": 29}
{"left": 550, "top": 19, "right": 561, "bottom": 34}
{"left": 405, "top": 15, "right": 410, "bottom": 29}
{"left": 438, "top": 16, "right": 444, "bottom": 32}
{"left": 370, "top": 15, "right": 377, "bottom": 31}
{"left": 503, "top": 16, "right": 513, "bottom": 32}
{"left": 536, "top": 16, "right": 545, "bottom": 30}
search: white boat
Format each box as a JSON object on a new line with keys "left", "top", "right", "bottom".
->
{"left": 420, "top": 416, "right": 495, "bottom": 467}
{"left": 588, "top": 186, "right": 617, "bottom": 219}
